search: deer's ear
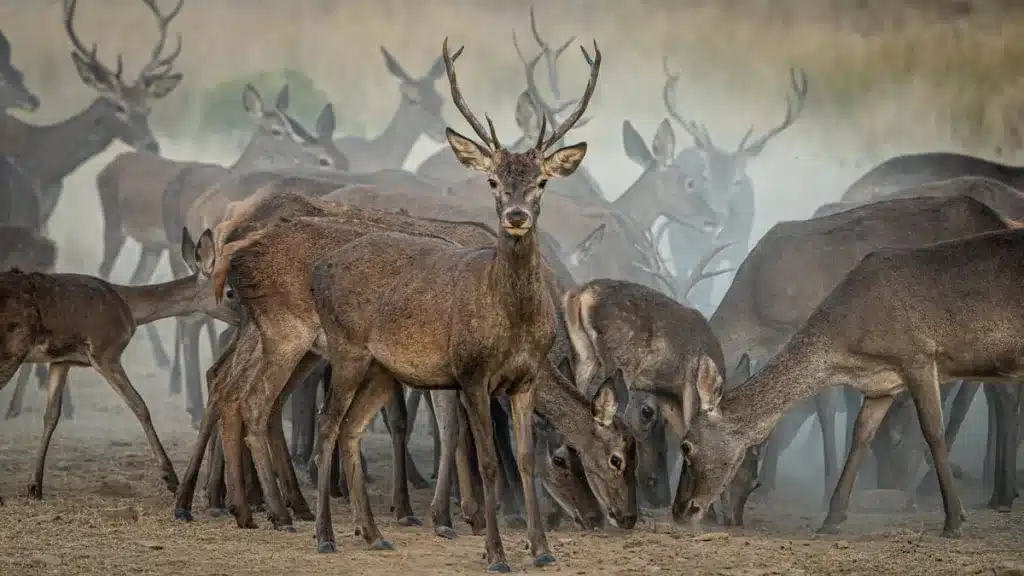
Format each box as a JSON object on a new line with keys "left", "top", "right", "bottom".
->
{"left": 652, "top": 118, "right": 676, "bottom": 167}
{"left": 316, "top": 103, "right": 336, "bottom": 139}
{"left": 591, "top": 373, "right": 619, "bottom": 427}
{"left": 241, "top": 84, "right": 264, "bottom": 118}
{"left": 542, "top": 142, "right": 587, "bottom": 178}
{"left": 195, "top": 229, "right": 217, "bottom": 277}
{"left": 180, "top": 227, "right": 198, "bottom": 273}
{"left": 143, "top": 73, "right": 183, "bottom": 100}
{"left": 622, "top": 120, "right": 654, "bottom": 167}
{"left": 71, "top": 51, "right": 115, "bottom": 93}
{"left": 696, "top": 353, "right": 724, "bottom": 413}
{"left": 446, "top": 127, "right": 494, "bottom": 172}
{"left": 273, "top": 84, "right": 290, "bottom": 110}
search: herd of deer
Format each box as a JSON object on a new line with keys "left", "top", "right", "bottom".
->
{"left": 1, "top": 1, "right": 1023, "bottom": 572}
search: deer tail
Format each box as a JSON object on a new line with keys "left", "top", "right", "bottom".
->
{"left": 210, "top": 228, "right": 268, "bottom": 304}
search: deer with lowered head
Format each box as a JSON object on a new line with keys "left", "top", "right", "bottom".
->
{"left": 307, "top": 38, "right": 637, "bottom": 572}
{"left": 0, "top": 231, "right": 237, "bottom": 503}
{"left": 676, "top": 223, "right": 1024, "bottom": 539}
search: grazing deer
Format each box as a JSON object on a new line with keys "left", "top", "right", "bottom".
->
{"left": 1, "top": 0, "right": 184, "bottom": 228}
{"left": 0, "top": 27, "right": 39, "bottom": 113}
{"left": 661, "top": 59, "right": 808, "bottom": 311}
{"left": 0, "top": 231, "right": 237, "bottom": 502}
{"left": 332, "top": 47, "right": 449, "bottom": 171}
{"left": 677, "top": 224, "right": 1024, "bottom": 539}
{"left": 841, "top": 152, "right": 1024, "bottom": 203}
{"left": 704, "top": 193, "right": 1024, "bottom": 525}
{"left": 307, "top": 39, "right": 637, "bottom": 571}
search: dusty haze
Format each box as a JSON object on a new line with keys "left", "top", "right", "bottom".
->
{"left": 0, "top": 1, "right": 1022, "bottom": 574}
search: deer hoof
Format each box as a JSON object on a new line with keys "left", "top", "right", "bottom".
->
{"left": 173, "top": 508, "right": 193, "bottom": 521}
{"left": 163, "top": 472, "right": 180, "bottom": 493}
{"left": 534, "top": 553, "right": 557, "bottom": 567}
{"left": 434, "top": 526, "right": 458, "bottom": 540}
{"left": 397, "top": 515, "right": 422, "bottom": 527}
{"left": 293, "top": 509, "right": 315, "bottom": 522}
{"left": 487, "top": 561, "right": 512, "bottom": 573}
{"left": 940, "top": 526, "right": 962, "bottom": 539}
{"left": 208, "top": 507, "right": 229, "bottom": 518}
{"left": 316, "top": 541, "right": 337, "bottom": 554}
{"left": 368, "top": 538, "right": 394, "bottom": 551}
{"left": 26, "top": 483, "right": 42, "bottom": 500}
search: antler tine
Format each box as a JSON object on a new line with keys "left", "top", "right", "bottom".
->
{"left": 138, "top": 0, "right": 184, "bottom": 80}
{"left": 631, "top": 228, "right": 679, "bottom": 298}
{"left": 528, "top": 5, "right": 575, "bottom": 101}
{"left": 736, "top": 66, "right": 809, "bottom": 155}
{"left": 662, "top": 56, "right": 717, "bottom": 150}
{"left": 63, "top": 0, "right": 118, "bottom": 78}
{"left": 681, "top": 242, "right": 735, "bottom": 300}
{"left": 441, "top": 38, "right": 493, "bottom": 149}
{"left": 540, "top": 40, "right": 601, "bottom": 152}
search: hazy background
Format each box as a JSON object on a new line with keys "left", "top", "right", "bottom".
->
{"left": 2, "top": 0, "right": 1020, "bottom": 501}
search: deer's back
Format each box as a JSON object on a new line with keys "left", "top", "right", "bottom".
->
{"left": 712, "top": 195, "right": 1011, "bottom": 358}
{"left": 0, "top": 225, "right": 55, "bottom": 272}
{"left": 811, "top": 228, "right": 1024, "bottom": 377}
{"left": 841, "top": 153, "right": 1023, "bottom": 202}
{"left": 100, "top": 151, "right": 187, "bottom": 244}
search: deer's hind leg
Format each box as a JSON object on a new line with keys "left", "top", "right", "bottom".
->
{"left": 129, "top": 245, "right": 172, "bottom": 369}
{"left": 820, "top": 392, "right": 896, "bottom": 534}
{"left": 265, "top": 353, "right": 321, "bottom": 522}
{"left": 509, "top": 384, "right": 555, "bottom": 566}
{"left": 27, "top": 363, "right": 70, "bottom": 499}
{"left": 4, "top": 364, "right": 34, "bottom": 420}
{"left": 382, "top": 386, "right": 422, "bottom": 526}
{"left": 461, "top": 381, "right": 510, "bottom": 572}
{"left": 428, "top": 390, "right": 460, "bottom": 539}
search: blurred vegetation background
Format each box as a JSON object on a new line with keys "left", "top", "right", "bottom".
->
{"left": 2, "top": 0, "right": 1022, "bottom": 160}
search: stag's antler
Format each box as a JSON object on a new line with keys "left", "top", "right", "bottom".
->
{"left": 528, "top": 5, "right": 574, "bottom": 101}
{"left": 733, "top": 67, "right": 808, "bottom": 156}
{"left": 633, "top": 227, "right": 734, "bottom": 302}
{"left": 442, "top": 37, "right": 599, "bottom": 153}
{"left": 63, "top": 0, "right": 125, "bottom": 83}
{"left": 661, "top": 57, "right": 717, "bottom": 151}
{"left": 137, "top": 0, "right": 184, "bottom": 81}
{"left": 680, "top": 242, "right": 734, "bottom": 302}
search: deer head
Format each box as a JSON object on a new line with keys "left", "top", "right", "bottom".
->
{"left": 0, "top": 28, "right": 39, "bottom": 112}
{"left": 624, "top": 389, "right": 673, "bottom": 508}
{"left": 622, "top": 118, "right": 719, "bottom": 234}
{"left": 534, "top": 400, "right": 606, "bottom": 531}
{"left": 674, "top": 354, "right": 752, "bottom": 530}
{"left": 63, "top": 0, "right": 185, "bottom": 153}
{"left": 662, "top": 58, "right": 808, "bottom": 216}
{"left": 441, "top": 37, "right": 599, "bottom": 239}
{"left": 239, "top": 84, "right": 348, "bottom": 171}
{"left": 380, "top": 45, "right": 450, "bottom": 143}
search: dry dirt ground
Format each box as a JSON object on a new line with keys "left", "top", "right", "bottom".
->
{"left": 1, "top": 347, "right": 1022, "bottom": 576}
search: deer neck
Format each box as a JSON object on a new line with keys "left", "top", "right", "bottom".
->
{"left": 720, "top": 331, "right": 839, "bottom": 445}
{"left": 15, "top": 99, "right": 119, "bottom": 183}
{"left": 612, "top": 174, "right": 663, "bottom": 231}
{"left": 230, "top": 131, "right": 298, "bottom": 172}
{"left": 369, "top": 103, "right": 425, "bottom": 168}
{"left": 533, "top": 362, "right": 599, "bottom": 449}
{"left": 113, "top": 274, "right": 206, "bottom": 326}
{"left": 490, "top": 228, "right": 547, "bottom": 319}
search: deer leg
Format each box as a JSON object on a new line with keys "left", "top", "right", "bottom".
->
{"left": 426, "top": 392, "right": 442, "bottom": 480}
{"left": 97, "top": 206, "right": 126, "bottom": 281}
{"left": 289, "top": 364, "right": 321, "bottom": 468}
{"left": 759, "top": 400, "right": 810, "bottom": 493}
{"left": 92, "top": 356, "right": 178, "bottom": 493}
{"left": 508, "top": 386, "right": 554, "bottom": 566}
{"left": 493, "top": 397, "right": 526, "bottom": 528}
{"left": 815, "top": 388, "right": 842, "bottom": 507}
{"left": 27, "top": 363, "right": 70, "bottom": 499}
{"left": 268, "top": 398, "right": 310, "bottom": 520}
{"left": 4, "top": 364, "right": 34, "bottom": 420}
{"left": 221, "top": 408, "right": 256, "bottom": 528}
{"left": 820, "top": 394, "right": 896, "bottom": 534}
{"left": 905, "top": 365, "right": 967, "bottom": 538}
{"left": 206, "top": 427, "right": 229, "bottom": 515}
{"left": 401, "top": 388, "right": 432, "bottom": 488}
{"left": 173, "top": 327, "right": 244, "bottom": 521}
{"left": 181, "top": 315, "right": 207, "bottom": 430}
{"left": 917, "top": 381, "right": 980, "bottom": 496}
{"left": 461, "top": 384, "right": 509, "bottom": 572}
{"left": 314, "top": 346, "right": 372, "bottom": 553}
{"left": 429, "top": 390, "right": 460, "bottom": 539}
{"left": 382, "top": 386, "right": 421, "bottom": 526}
{"left": 456, "top": 398, "right": 485, "bottom": 534}
{"left": 986, "top": 383, "right": 1018, "bottom": 512}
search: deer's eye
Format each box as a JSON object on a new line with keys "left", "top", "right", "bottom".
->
{"left": 318, "top": 157, "right": 331, "bottom": 167}
{"left": 538, "top": 179, "right": 548, "bottom": 189}
{"left": 115, "top": 102, "right": 129, "bottom": 114}
{"left": 640, "top": 405, "right": 654, "bottom": 419}
{"left": 552, "top": 455, "right": 567, "bottom": 469}
{"left": 609, "top": 454, "right": 623, "bottom": 471}
{"left": 487, "top": 178, "right": 498, "bottom": 190}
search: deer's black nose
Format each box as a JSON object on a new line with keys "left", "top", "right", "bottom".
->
{"left": 504, "top": 208, "right": 531, "bottom": 229}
